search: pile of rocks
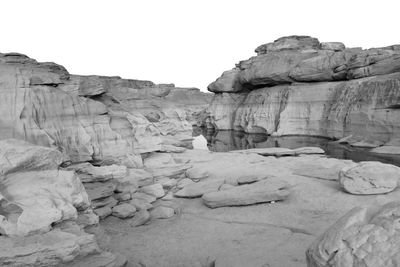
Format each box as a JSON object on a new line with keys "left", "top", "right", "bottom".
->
{"left": 0, "top": 139, "right": 126, "bottom": 266}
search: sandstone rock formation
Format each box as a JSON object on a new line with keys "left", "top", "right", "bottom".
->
{"left": 206, "top": 36, "right": 400, "bottom": 145}
{"left": 0, "top": 52, "right": 211, "bottom": 165}
{"left": 306, "top": 202, "right": 400, "bottom": 267}
{"left": 339, "top": 161, "right": 400, "bottom": 194}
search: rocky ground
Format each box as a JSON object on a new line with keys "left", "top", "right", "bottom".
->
{"left": 95, "top": 148, "right": 400, "bottom": 267}
{"left": 2, "top": 36, "right": 400, "bottom": 267}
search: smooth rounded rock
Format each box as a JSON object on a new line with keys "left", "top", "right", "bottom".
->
{"left": 339, "top": 161, "right": 400, "bottom": 195}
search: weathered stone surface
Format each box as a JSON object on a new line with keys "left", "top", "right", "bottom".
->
{"left": 0, "top": 226, "right": 100, "bottom": 266}
{"left": 202, "top": 178, "right": 290, "bottom": 208}
{"left": 0, "top": 139, "right": 63, "bottom": 175}
{"left": 0, "top": 52, "right": 211, "bottom": 164}
{"left": 91, "top": 196, "right": 118, "bottom": 209}
{"left": 131, "top": 192, "right": 157, "bottom": 204}
{"left": 0, "top": 170, "right": 89, "bottom": 236}
{"left": 185, "top": 167, "right": 210, "bottom": 180}
{"left": 129, "top": 209, "right": 151, "bottom": 227}
{"left": 206, "top": 36, "right": 400, "bottom": 143}
{"left": 339, "top": 161, "right": 400, "bottom": 194}
{"left": 207, "top": 68, "right": 242, "bottom": 93}
{"left": 232, "top": 147, "right": 296, "bottom": 156}
{"left": 114, "top": 192, "right": 131, "bottom": 202}
{"left": 371, "top": 145, "right": 400, "bottom": 154}
{"left": 174, "top": 179, "right": 224, "bottom": 198}
{"left": 94, "top": 206, "right": 113, "bottom": 220}
{"left": 66, "top": 163, "right": 127, "bottom": 183}
{"left": 126, "top": 168, "right": 153, "bottom": 187}
{"left": 293, "top": 147, "right": 325, "bottom": 155}
{"left": 156, "top": 177, "right": 177, "bottom": 189}
{"left": 177, "top": 178, "right": 195, "bottom": 189}
{"left": 112, "top": 203, "right": 137, "bottom": 219}
{"left": 150, "top": 206, "right": 175, "bottom": 219}
{"left": 306, "top": 202, "right": 400, "bottom": 267}
{"left": 130, "top": 198, "right": 153, "bottom": 210}
{"left": 139, "top": 183, "right": 165, "bottom": 198}
{"left": 84, "top": 182, "right": 116, "bottom": 201}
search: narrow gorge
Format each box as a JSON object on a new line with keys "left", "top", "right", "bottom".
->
{"left": 1, "top": 36, "right": 400, "bottom": 267}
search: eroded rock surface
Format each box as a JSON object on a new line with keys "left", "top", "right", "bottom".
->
{"left": 306, "top": 202, "right": 400, "bottom": 267}
{"left": 339, "top": 161, "right": 400, "bottom": 194}
{"left": 206, "top": 36, "right": 400, "bottom": 144}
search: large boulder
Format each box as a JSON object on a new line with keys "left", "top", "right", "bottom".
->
{"left": 339, "top": 161, "right": 400, "bottom": 195}
{"left": 0, "top": 170, "right": 90, "bottom": 236}
{"left": 306, "top": 202, "right": 400, "bottom": 267}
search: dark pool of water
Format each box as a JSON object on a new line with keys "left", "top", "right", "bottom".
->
{"left": 192, "top": 127, "right": 400, "bottom": 167}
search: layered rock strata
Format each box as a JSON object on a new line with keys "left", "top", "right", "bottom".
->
{"left": 0, "top": 52, "right": 211, "bottom": 164}
{"left": 206, "top": 36, "right": 400, "bottom": 147}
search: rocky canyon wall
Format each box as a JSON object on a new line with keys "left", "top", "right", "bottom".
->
{"left": 206, "top": 36, "right": 400, "bottom": 144}
{"left": 0, "top": 52, "right": 212, "bottom": 164}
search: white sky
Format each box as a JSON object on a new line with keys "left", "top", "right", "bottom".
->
{"left": 1, "top": 0, "right": 399, "bottom": 91}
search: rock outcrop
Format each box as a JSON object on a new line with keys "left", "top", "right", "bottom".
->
{"left": 0, "top": 52, "right": 211, "bottom": 164}
{"left": 306, "top": 202, "right": 400, "bottom": 267}
{"left": 339, "top": 161, "right": 400, "bottom": 194}
{"left": 206, "top": 36, "right": 400, "bottom": 145}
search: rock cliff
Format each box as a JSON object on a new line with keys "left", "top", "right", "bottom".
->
{"left": 0, "top": 52, "right": 212, "bottom": 164}
{"left": 206, "top": 36, "right": 400, "bottom": 145}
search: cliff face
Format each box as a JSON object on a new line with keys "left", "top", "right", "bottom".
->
{"left": 0, "top": 52, "right": 212, "bottom": 164}
{"left": 207, "top": 36, "right": 400, "bottom": 143}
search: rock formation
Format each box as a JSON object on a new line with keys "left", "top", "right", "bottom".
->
{"left": 206, "top": 36, "right": 400, "bottom": 152}
{"left": 0, "top": 52, "right": 211, "bottom": 164}
{"left": 0, "top": 52, "right": 211, "bottom": 266}
{"left": 306, "top": 202, "right": 400, "bottom": 267}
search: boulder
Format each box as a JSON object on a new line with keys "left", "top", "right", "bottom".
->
{"left": 339, "top": 161, "right": 400, "bottom": 194}
{"left": 94, "top": 206, "right": 113, "bottom": 220}
{"left": 0, "top": 170, "right": 89, "bottom": 236}
{"left": 139, "top": 183, "right": 165, "bottom": 198}
{"left": 112, "top": 203, "right": 137, "bottom": 219}
{"left": 306, "top": 202, "right": 400, "bottom": 267}
{"left": 202, "top": 178, "right": 290, "bottom": 208}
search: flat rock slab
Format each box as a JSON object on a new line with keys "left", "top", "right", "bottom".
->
{"left": 174, "top": 179, "right": 224, "bottom": 198}
{"left": 202, "top": 178, "right": 290, "bottom": 208}
{"left": 232, "top": 147, "right": 296, "bottom": 157}
{"left": 84, "top": 182, "right": 116, "bottom": 201}
{"left": 370, "top": 145, "right": 400, "bottom": 155}
{"left": 150, "top": 206, "right": 175, "bottom": 219}
{"left": 231, "top": 147, "right": 325, "bottom": 157}
{"left": 66, "top": 163, "right": 127, "bottom": 183}
{"left": 339, "top": 161, "right": 400, "bottom": 194}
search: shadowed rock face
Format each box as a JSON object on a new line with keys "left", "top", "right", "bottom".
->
{"left": 0, "top": 52, "right": 212, "bottom": 164}
{"left": 206, "top": 36, "right": 400, "bottom": 145}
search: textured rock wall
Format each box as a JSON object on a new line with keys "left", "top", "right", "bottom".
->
{"left": 0, "top": 52, "right": 211, "bottom": 164}
{"left": 207, "top": 36, "right": 400, "bottom": 143}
